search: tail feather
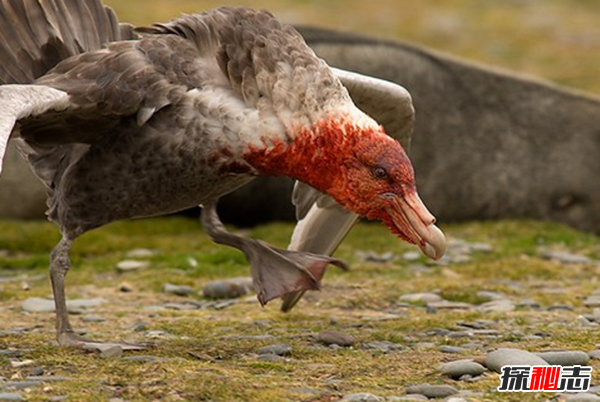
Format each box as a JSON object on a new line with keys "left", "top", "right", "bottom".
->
{"left": 0, "top": 0, "right": 138, "bottom": 85}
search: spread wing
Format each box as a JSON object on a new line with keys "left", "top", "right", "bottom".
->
{"left": 282, "top": 68, "right": 414, "bottom": 311}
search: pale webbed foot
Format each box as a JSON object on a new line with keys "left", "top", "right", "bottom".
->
{"left": 201, "top": 203, "right": 347, "bottom": 305}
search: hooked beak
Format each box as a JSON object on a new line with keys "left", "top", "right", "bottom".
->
{"left": 383, "top": 191, "right": 446, "bottom": 260}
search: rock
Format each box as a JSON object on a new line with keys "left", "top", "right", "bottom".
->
{"left": 563, "top": 394, "right": 600, "bottom": 402}
{"left": 476, "top": 291, "right": 505, "bottom": 301}
{"left": 316, "top": 330, "right": 356, "bottom": 347}
{"left": 202, "top": 277, "right": 253, "bottom": 299}
{"left": 340, "top": 392, "right": 383, "bottom": 402}
{"left": 356, "top": 251, "right": 395, "bottom": 263}
{"left": 4, "top": 380, "right": 44, "bottom": 390}
{"left": 439, "top": 346, "right": 467, "bottom": 354}
{"left": 81, "top": 314, "right": 106, "bottom": 323}
{"left": 399, "top": 293, "right": 443, "bottom": 304}
{"left": 404, "top": 384, "right": 459, "bottom": 399}
{"left": 426, "top": 300, "right": 473, "bottom": 310}
{"left": 535, "top": 350, "right": 590, "bottom": 366}
{"left": 588, "top": 350, "right": 600, "bottom": 360}
{"left": 126, "top": 248, "right": 158, "bottom": 258}
{"left": 99, "top": 345, "right": 124, "bottom": 358}
{"left": 21, "top": 297, "right": 55, "bottom": 313}
{"left": 257, "top": 354, "right": 284, "bottom": 362}
{"left": 516, "top": 299, "right": 541, "bottom": 309}
{"left": 257, "top": 344, "right": 292, "bottom": 356}
{"left": 0, "top": 393, "right": 25, "bottom": 401}
{"left": 540, "top": 251, "right": 593, "bottom": 264}
{"left": 485, "top": 348, "right": 548, "bottom": 373}
{"left": 163, "top": 283, "right": 195, "bottom": 296}
{"left": 363, "top": 341, "right": 404, "bottom": 353}
{"left": 115, "top": 259, "right": 149, "bottom": 272}
{"left": 584, "top": 295, "right": 600, "bottom": 308}
{"left": 438, "top": 360, "right": 486, "bottom": 379}
{"left": 478, "top": 299, "right": 515, "bottom": 312}
{"left": 386, "top": 395, "right": 428, "bottom": 401}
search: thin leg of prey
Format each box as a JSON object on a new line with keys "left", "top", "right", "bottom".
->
{"left": 281, "top": 204, "right": 358, "bottom": 312}
{"left": 201, "top": 203, "right": 347, "bottom": 306}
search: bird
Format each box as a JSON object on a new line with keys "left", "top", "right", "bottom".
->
{"left": 0, "top": 0, "right": 446, "bottom": 351}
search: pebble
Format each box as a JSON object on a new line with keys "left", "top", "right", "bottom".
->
{"left": 562, "top": 394, "right": 600, "bottom": 402}
{"left": 4, "top": 380, "right": 43, "bottom": 390}
{"left": 21, "top": 297, "right": 105, "bottom": 313}
{"left": 340, "top": 392, "right": 383, "bottom": 402}
{"left": 438, "top": 360, "right": 486, "bottom": 379}
{"left": 478, "top": 299, "right": 515, "bottom": 312}
{"left": 399, "top": 293, "right": 443, "bottom": 304}
{"left": 316, "top": 330, "right": 356, "bottom": 347}
{"left": 588, "top": 350, "right": 600, "bottom": 360}
{"left": 426, "top": 300, "right": 473, "bottom": 310}
{"left": 202, "top": 277, "right": 253, "bottom": 299}
{"left": 439, "top": 346, "right": 467, "bottom": 354}
{"left": 516, "top": 298, "right": 541, "bottom": 309}
{"left": 485, "top": 348, "right": 548, "bottom": 372}
{"left": 81, "top": 314, "right": 105, "bottom": 323}
{"left": 476, "top": 291, "right": 505, "bottom": 301}
{"left": 99, "top": 345, "right": 124, "bottom": 359}
{"left": 387, "top": 395, "right": 427, "bottom": 401}
{"left": 163, "top": 283, "right": 196, "bottom": 296}
{"left": 126, "top": 248, "right": 158, "bottom": 258}
{"left": 363, "top": 340, "right": 404, "bottom": 353}
{"left": 535, "top": 350, "right": 590, "bottom": 366}
{"left": 540, "top": 251, "right": 593, "bottom": 264}
{"left": 0, "top": 393, "right": 24, "bottom": 401}
{"left": 404, "top": 384, "right": 458, "bottom": 399}
{"left": 584, "top": 295, "right": 600, "bottom": 308}
{"left": 356, "top": 251, "right": 395, "bottom": 263}
{"left": 115, "top": 259, "right": 149, "bottom": 272}
{"left": 257, "top": 344, "right": 292, "bottom": 356}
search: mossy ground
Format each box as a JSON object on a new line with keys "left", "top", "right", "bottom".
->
{"left": 1, "top": 218, "right": 600, "bottom": 401}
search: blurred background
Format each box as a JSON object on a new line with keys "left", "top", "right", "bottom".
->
{"left": 103, "top": 0, "right": 600, "bottom": 95}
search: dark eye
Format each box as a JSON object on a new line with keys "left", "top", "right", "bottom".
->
{"left": 372, "top": 166, "right": 388, "bottom": 179}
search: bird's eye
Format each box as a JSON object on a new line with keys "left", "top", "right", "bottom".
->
{"left": 372, "top": 166, "right": 388, "bottom": 179}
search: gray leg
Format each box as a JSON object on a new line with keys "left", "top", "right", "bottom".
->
{"left": 201, "top": 203, "right": 347, "bottom": 306}
{"left": 50, "top": 236, "right": 144, "bottom": 351}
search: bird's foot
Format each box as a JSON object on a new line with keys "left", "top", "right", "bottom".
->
{"left": 57, "top": 331, "right": 148, "bottom": 353}
{"left": 243, "top": 239, "right": 348, "bottom": 306}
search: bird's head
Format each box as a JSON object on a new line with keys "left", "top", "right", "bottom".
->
{"left": 324, "top": 125, "right": 446, "bottom": 260}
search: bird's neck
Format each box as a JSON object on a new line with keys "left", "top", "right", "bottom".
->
{"left": 241, "top": 113, "right": 383, "bottom": 205}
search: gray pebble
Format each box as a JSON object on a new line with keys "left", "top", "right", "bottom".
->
{"left": 363, "top": 340, "right": 404, "bottom": 353}
{"left": 399, "top": 293, "right": 443, "bottom": 304}
{"left": 316, "top": 330, "right": 356, "bottom": 347}
{"left": 386, "top": 395, "right": 428, "bottom": 401}
{"left": 257, "top": 354, "right": 285, "bottom": 362}
{"left": 584, "top": 295, "right": 600, "bottom": 308}
{"left": 115, "top": 259, "right": 149, "bottom": 272}
{"left": 258, "top": 344, "right": 292, "bottom": 356}
{"left": 548, "top": 304, "right": 574, "bottom": 311}
{"left": 476, "top": 291, "right": 505, "bottom": 301}
{"left": 25, "top": 376, "right": 73, "bottom": 382}
{"left": 4, "top": 381, "right": 43, "bottom": 390}
{"left": 541, "top": 251, "right": 593, "bottom": 264}
{"left": 21, "top": 297, "right": 104, "bottom": 313}
{"left": 563, "top": 394, "right": 600, "bottom": 402}
{"left": 485, "top": 348, "right": 547, "bottom": 373}
{"left": 203, "top": 277, "right": 253, "bottom": 299}
{"left": 356, "top": 251, "right": 395, "bottom": 263}
{"left": 588, "top": 350, "right": 600, "bottom": 359}
{"left": 478, "top": 299, "right": 515, "bottom": 312}
{"left": 536, "top": 350, "right": 590, "bottom": 366}
{"left": 81, "top": 314, "right": 105, "bottom": 323}
{"left": 340, "top": 392, "right": 383, "bottom": 402}
{"left": 0, "top": 393, "right": 24, "bottom": 402}
{"left": 516, "top": 299, "right": 541, "bottom": 309}
{"left": 126, "top": 248, "right": 157, "bottom": 258}
{"left": 99, "top": 345, "right": 124, "bottom": 359}
{"left": 438, "top": 360, "right": 486, "bottom": 379}
{"left": 404, "top": 384, "right": 458, "bottom": 399}
{"left": 163, "top": 283, "right": 195, "bottom": 296}
{"left": 426, "top": 300, "right": 473, "bottom": 310}
{"left": 439, "top": 346, "right": 467, "bottom": 354}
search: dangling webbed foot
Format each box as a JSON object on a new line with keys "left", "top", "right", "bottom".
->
{"left": 201, "top": 203, "right": 348, "bottom": 306}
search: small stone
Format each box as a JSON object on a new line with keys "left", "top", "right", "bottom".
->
{"left": 4, "top": 381, "right": 44, "bottom": 390}
{"left": 541, "top": 251, "right": 593, "bottom": 264}
{"left": 115, "top": 259, "right": 149, "bottom": 272}
{"left": 0, "top": 393, "right": 24, "bottom": 401}
{"left": 10, "top": 359, "right": 35, "bottom": 368}
{"left": 163, "top": 283, "right": 195, "bottom": 296}
{"left": 402, "top": 251, "right": 422, "bottom": 261}
{"left": 356, "top": 251, "right": 395, "bottom": 263}
{"left": 21, "top": 297, "right": 55, "bottom": 313}
{"left": 386, "top": 395, "right": 428, "bottom": 401}
{"left": 81, "top": 314, "right": 105, "bottom": 323}
{"left": 478, "top": 299, "right": 515, "bottom": 312}
{"left": 404, "top": 384, "right": 459, "bottom": 399}
{"left": 399, "top": 293, "right": 443, "bottom": 304}
{"left": 485, "top": 348, "right": 547, "bottom": 373}
{"left": 426, "top": 300, "right": 473, "bottom": 310}
{"left": 535, "top": 350, "right": 590, "bottom": 366}
{"left": 438, "top": 360, "right": 486, "bottom": 379}
{"left": 548, "top": 304, "right": 574, "bottom": 311}
{"left": 257, "top": 354, "right": 284, "bottom": 362}
{"left": 340, "top": 392, "right": 383, "bottom": 402}
{"left": 316, "top": 330, "right": 356, "bottom": 347}
{"left": 516, "top": 298, "right": 541, "bottom": 309}
{"left": 257, "top": 344, "right": 292, "bottom": 356}
{"left": 363, "top": 340, "right": 403, "bottom": 353}
{"left": 439, "top": 345, "right": 467, "bottom": 354}
{"left": 584, "top": 295, "right": 600, "bottom": 308}
{"left": 118, "top": 282, "right": 133, "bottom": 292}
{"left": 563, "top": 394, "right": 600, "bottom": 402}
{"left": 588, "top": 350, "right": 600, "bottom": 360}
{"left": 202, "top": 277, "right": 253, "bottom": 299}
{"left": 99, "top": 345, "right": 124, "bottom": 359}
{"left": 126, "top": 248, "right": 157, "bottom": 258}
{"left": 476, "top": 291, "right": 505, "bottom": 301}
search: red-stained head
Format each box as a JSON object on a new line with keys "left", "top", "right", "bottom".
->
{"left": 242, "top": 116, "right": 446, "bottom": 260}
